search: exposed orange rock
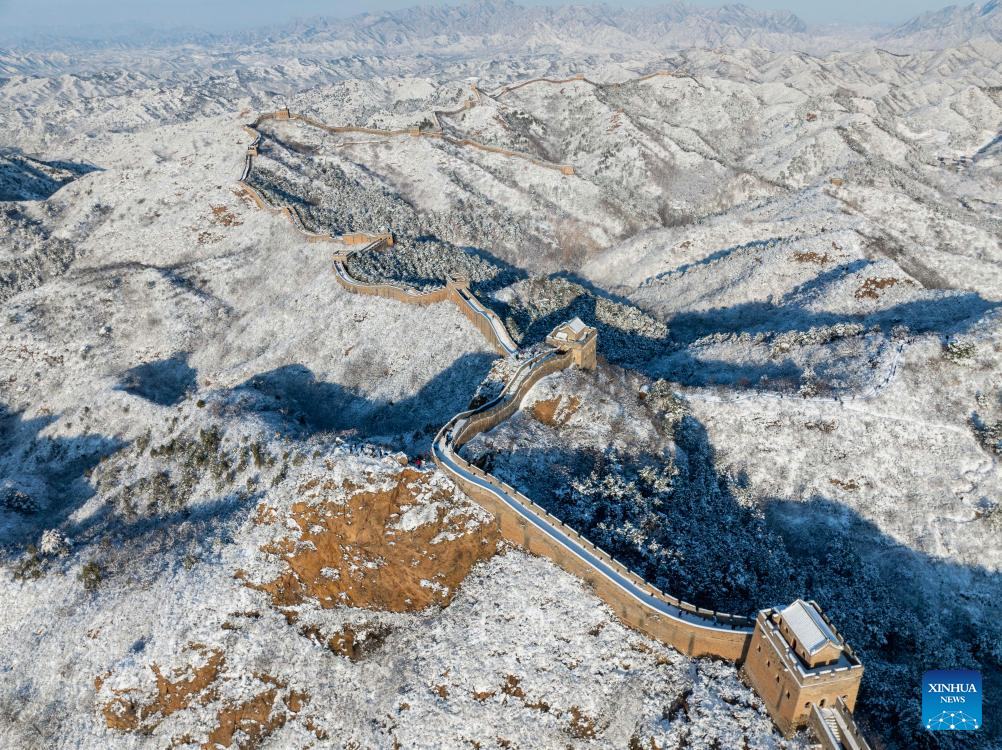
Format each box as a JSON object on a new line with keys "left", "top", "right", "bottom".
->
{"left": 567, "top": 706, "right": 600, "bottom": 739}
{"left": 99, "top": 644, "right": 225, "bottom": 733}
{"left": 202, "top": 674, "right": 307, "bottom": 750}
{"left": 254, "top": 502, "right": 278, "bottom": 526}
{"left": 98, "top": 650, "right": 310, "bottom": 749}
{"left": 792, "top": 250, "right": 830, "bottom": 265}
{"left": 240, "top": 468, "right": 498, "bottom": 613}
{"left": 830, "top": 477, "right": 860, "bottom": 491}
{"left": 297, "top": 621, "right": 391, "bottom": 661}
{"left": 501, "top": 675, "right": 525, "bottom": 699}
{"left": 210, "top": 204, "right": 242, "bottom": 228}
{"left": 855, "top": 277, "right": 901, "bottom": 299}
{"left": 531, "top": 395, "right": 581, "bottom": 427}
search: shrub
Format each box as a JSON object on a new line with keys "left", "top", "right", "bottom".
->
{"left": 12, "top": 546, "right": 46, "bottom": 581}
{"left": 39, "top": 529, "right": 70, "bottom": 557}
{"left": 645, "top": 380, "right": 687, "bottom": 432}
{"left": 1, "top": 487, "right": 39, "bottom": 515}
{"left": 971, "top": 417, "right": 1002, "bottom": 455}
{"left": 944, "top": 341, "right": 976, "bottom": 362}
{"left": 78, "top": 561, "right": 102, "bottom": 591}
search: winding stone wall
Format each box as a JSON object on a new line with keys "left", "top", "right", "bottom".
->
{"left": 434, "top": 350, "right": 755, "bottom": 660}
{"left": 235, "top": 103, "right": 869, "bottom": 746}
{"left": 253, "top": 109, "right": 575, "bottom": 176}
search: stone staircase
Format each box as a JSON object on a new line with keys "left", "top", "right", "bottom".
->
{"left": 809, "top": 698, "right": 872, "bottom": 750}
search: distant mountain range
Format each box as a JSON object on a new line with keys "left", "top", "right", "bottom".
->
{"left": 290, "top": 0, "right": 809, "bottom": 42}
{"left": 261, "top": 0, "right": 822, "bottom": 56}
{"left": 881, "top": 0, "right": 1002, "bottom": 47}
{"left": 1, "top": 0, "right": 999, "bottom": 58}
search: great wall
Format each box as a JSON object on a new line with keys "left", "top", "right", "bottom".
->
{"left": 489, "top": 68, "right": 688, "bottom": 98}
{"left": 235, "top": 74, "right": 873, "bottom": 748}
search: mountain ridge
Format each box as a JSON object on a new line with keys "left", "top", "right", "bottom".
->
{"left": 3, "top": 0, "right": 999, "bottom": 68}
{"left": 880, "top": 0, "right": 1002, "bottom": 47}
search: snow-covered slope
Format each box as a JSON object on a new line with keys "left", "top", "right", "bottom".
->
{"left": 881, "top": 0, "right": 1002, "bottom": 49}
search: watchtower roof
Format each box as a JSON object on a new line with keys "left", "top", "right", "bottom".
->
{"left": 549, "top": 317, "right": 590, "bottom": 342}
{"left": 779, "top": 599, "right": 840, "bottom": 656}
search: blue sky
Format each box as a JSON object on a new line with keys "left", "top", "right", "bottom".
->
{"left": 0, "top": 0, "right": 957, "bottom": 36}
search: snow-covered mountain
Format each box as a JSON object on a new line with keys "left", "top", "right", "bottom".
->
{"left": 290, "top": 0, "right": 811, "bottom": 49}
{"left": 881, "top": 0, "right": 1002, "bottom": 48}
{"left": 4, "top": 0, "right": 1002, "bottom": 78}
{"left": 1, "top": 0, "right": 811, "bottom": 51}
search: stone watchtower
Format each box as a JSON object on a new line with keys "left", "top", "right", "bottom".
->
{"left": 445, "top": 272, "right": 470, "bottom": 293}
{"left": 741, "top": 599, "right": 864, "bottom": 737}
{"left": 546, "top": 317, "right": 597, "bottom": 369}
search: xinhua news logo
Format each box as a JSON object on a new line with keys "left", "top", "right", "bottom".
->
{"left": 923, "top": 670, "right": 981, "bottom": 731}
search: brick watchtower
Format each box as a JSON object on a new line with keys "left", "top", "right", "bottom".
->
{"left": 546, "top": 317, "right": 597, "bottom": 369}
{"left": 741, "top": 600, "right": 864, "bottom": 737}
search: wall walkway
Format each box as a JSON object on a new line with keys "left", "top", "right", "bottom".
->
{"left": 490, "top": 69, "right": 688, "bottom": 99}
{"left": 432, "top": 349, "right": 755, "bottom": 660}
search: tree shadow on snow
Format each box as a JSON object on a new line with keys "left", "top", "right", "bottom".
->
{"left": 65, "top": 491, "right": 261, "bottom": 569}
{"left": 656, "top": 257, "right": 996, "bottom": 351}
{"left": 499, "top": 259, "right": 997, "bottom": 392}
{"left": 229, "top": 353, "right": 496, "bottom": 451}
{"left": 650, "top": 236, "right": 788, "bottom": 281}
{"left": 0, "top": 403, "right": 124, "bottom": 551}
{"left": 0, "top": 153, "right": 100, "bottom": 201}
{"left": 116, "top": 353, "right": 197, "bottom": 406}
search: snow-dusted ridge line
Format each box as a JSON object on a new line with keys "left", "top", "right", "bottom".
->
{"left": 248, "top": 107, "right": 576, "bottom": 177}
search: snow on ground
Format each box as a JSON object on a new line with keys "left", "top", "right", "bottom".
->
{"left": 465, "top": 350, "right": 1001, "bottom": 748}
